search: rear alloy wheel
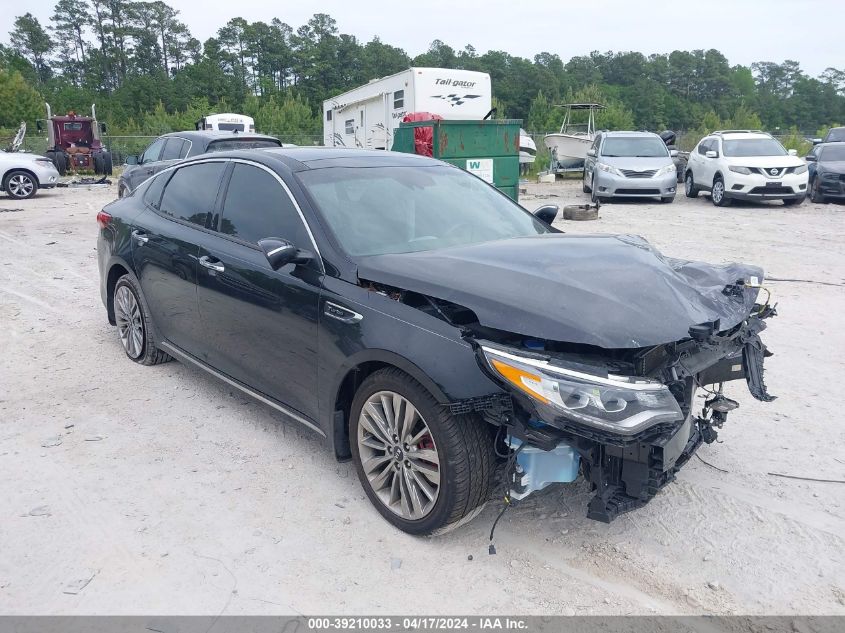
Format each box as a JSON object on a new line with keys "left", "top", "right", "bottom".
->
{"left": 684, "top": 172, "right": 699, "bottom": 198}
{"left": 711, "top": 176, "right": 731, "bottom": 207}
{"left": 350, "top": 368, "right": 493, "bottom": 535}
{"left": 3, "top": 170, "right": 38, "bottom": 200}
{"left": 113, "top": 275, "right": 172, "bottom": 365}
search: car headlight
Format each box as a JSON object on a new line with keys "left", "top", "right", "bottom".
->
{"left": 34, "top": 158, "right": 54, "bottom": 167}
{"left": 655, "top": 164, "right": 676, "bottom": 176}
{"left": 794, "top": 164, "right": 808, "bottom": 175}
{"left": 597, "top": 162, "right": 623, "bottom": 177}
{"left": 482, "top": 346, "right": 684, "bottom": 435}
{"left": 729, "top": 166, "right": 752, "bottom": 175}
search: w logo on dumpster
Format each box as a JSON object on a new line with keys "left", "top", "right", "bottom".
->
{"left": 431, "top": 94, "right": 482, "bottom": 106}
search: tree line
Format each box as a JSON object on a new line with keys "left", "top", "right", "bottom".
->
{"left": 1, "top": 2, "right": 843, "bottom": 140}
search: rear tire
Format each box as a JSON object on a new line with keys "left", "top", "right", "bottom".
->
{"left": 113, "top": 275, "right": 172, "bottom": 366}
{"left": 711, "top": 176, "right": 731, "bottom": 207}
{"left": 93, "top": 153, "right": 104, "bottom": 175}
{"left": 102, "top": 152, "right": 113, "bottom": 176}
{"left": 3, "top": 170, "right": 38, "bottom": 200}
{"left": 684, "top": 172, "right": 699, "bottom": 198}
{"left": 350, "top": 368, "right": 494, "bottom": 536}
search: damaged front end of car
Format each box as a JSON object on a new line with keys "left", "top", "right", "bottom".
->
{"left": 356, "top": 234, "right": 778, "bottom": 523}
{"left": 470, "top": 298, "right": 776, "bottom": 523}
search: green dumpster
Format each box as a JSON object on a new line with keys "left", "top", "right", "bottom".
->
{"left": 392, "top": 118, "right": 522, "bottom": 201}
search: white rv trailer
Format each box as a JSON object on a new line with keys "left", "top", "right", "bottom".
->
{"left": 322, "top": 67, "right": 492, "bottom": 149}
{"left": 196, "top": 113, "right": 256, "bottom": 133}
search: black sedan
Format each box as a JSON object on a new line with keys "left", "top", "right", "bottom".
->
{"left": 97, "top": 148, "right": 777, "bottom": 534}
{"left": 807, "top": 141, "right": 845, "bottom": 203}
{"left": 118, "top": 130, "right": 282, "bottom": 197}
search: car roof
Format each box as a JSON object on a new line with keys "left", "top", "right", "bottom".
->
{"left": 712, "top": 131, "right": 771, "bottom": 140}
{"left": 602, "top": 131, "right": 660, "bottom": 138}
{"left": 196, "top": 147, "right": 444, "bottom": 172}
{"left": 162, "top": 130, "right": 278, "bottom": 142}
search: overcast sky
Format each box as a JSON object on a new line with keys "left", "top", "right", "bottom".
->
{"left": 2, "top": 0, "right": 841, "bottom": 77}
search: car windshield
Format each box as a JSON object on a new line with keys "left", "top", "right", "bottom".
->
{"left": 297, "top": 165, "right": 550, "bottom": 256}
{"left": 601, "top": 137, "right": 668, "bottom": 158}
{"left": 821, "top": 145, "right": 845, "bottom": 161}
{"left": 207, "top": 138, "right": 281, "bottom": 152}
{"left": 825, "top": 128, "right": 845, "bottom": 142}
{"left": 723, "top": 138, "right": 787, "bottom": 157}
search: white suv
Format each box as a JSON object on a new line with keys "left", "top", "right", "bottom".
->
{"left": 684, "top": 131, "right": 808, "bottom": 206}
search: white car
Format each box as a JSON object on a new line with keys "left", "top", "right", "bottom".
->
{"left": 684, "top": 131, "right": 808, "bottom": 206}
{"left": 0, "top": 151, "right": 60, "bottom": 200}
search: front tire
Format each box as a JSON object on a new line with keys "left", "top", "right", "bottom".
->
{"left": 350, "top": 368, "right": 494, "bottom": 535}
{"left": 684, "top": 172, "right": 699, "bottom": 198}
{"left": 711, "top": 176, "right": 731, "bottom": 207}
{"left": 113, "top": 275, "right": 172, "bottom": 365}
{"left": 583, "top": 173, "right": 592, "bottom": 193}
{"left": 810, "top": 179, "right": 825, "bottom": 203}
{"left": 3, "top": 170, "right": 38, "bottom": 200}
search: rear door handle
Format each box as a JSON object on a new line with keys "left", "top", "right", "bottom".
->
{"left": 131, "top": 230, "right": 148, "bottom": 245}
{"left": 199, "top": 255, "right": 225, "bottom": 273}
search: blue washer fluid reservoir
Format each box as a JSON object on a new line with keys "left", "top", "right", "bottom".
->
{"left": 522, "top": 338, "right": 545, "bottom": 351}
{"left": 507, "top": 436, "right": 580, "bottom": 500}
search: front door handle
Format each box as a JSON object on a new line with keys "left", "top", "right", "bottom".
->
{"left": 131, "top": 230, "right": 148, "bottom": 245}
{"left": 199, "top": 255, "right": 225, "bottom": 273}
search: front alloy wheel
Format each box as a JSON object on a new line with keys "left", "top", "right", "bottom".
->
{"left": 350, "top": 368, "right": 494, "bottom": 535}
{"left": 711, "top": 176, "right": 731, "bottom": 207}
{"left": 357, "top": 391, "right": 440, "bottom": 520}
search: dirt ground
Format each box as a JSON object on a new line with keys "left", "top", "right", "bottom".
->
{"left": 0, "top": 177, "right": 843, "bottom": 616}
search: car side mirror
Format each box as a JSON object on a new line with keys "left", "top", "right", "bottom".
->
{"left": 788, "top": 149, "right": 797, "bottom": 156}
{"left": 812, "top": 138, "right": 823, "bottom": 145}
{"left": 705, "top": 150, "right": 718, "bottom": 159}
{"left": 533, "top": 204, "right": 559, "bottom": 225}
{"left": 586, "top": 148, "right": 597, "bottom": 157}
{"left": 125, "top": 155, "right": 139, "bottom": 165}
{"left": 258, "top": 237, "right": 312, "bottom": 270}
{"left": 805, "top": 154, "right": 816, "bottom": 162}
{"left": 669, "top": 149, "right": 679, "bottom": 157}
{"left": 36, "top": 120, "right": 43, "bottom": 133}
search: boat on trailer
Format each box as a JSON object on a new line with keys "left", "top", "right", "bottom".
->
{"left": 543, "top": 103, "right": 604, "bottom": 172}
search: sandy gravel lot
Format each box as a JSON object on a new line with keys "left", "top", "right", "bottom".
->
{"left": 0, "top": 178, "right": 843, "bottom": 616}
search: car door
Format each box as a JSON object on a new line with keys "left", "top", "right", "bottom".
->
{"left": 131, "top": 160, "right": 228, "bottom": 357}
{"left": 195, "top": 161, "right": 323, "bottom": 422}
{"left": 697, "top": 138, "right": 716, "bottom": 186}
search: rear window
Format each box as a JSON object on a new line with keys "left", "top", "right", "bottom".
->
{"left": 723, "top": 138, "right": 787, "bottom": 157}
{"left": 824, "top": 128, "right": 845, "bottom": 142}
{"left": 207, "top": 138, "right": 281, "bottom": 152}
{"left": 159, "top": 162, "right": 227, "bottom": 226}
{"left": 217, "top": 123, "right": 245, "bottom": 132}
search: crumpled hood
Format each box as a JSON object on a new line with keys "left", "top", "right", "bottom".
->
{"left": 357, "top": 234, "right": 764, "bottom": 349}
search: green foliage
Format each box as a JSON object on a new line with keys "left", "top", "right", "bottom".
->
{"left": 779, "top": 127, "right": 811, "bottom": 156}
{"left": 0, "top": 69, "right": 42, "bottom": 127}
{"left": 1, "top": 3, "right": 843, "bottom": 141}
